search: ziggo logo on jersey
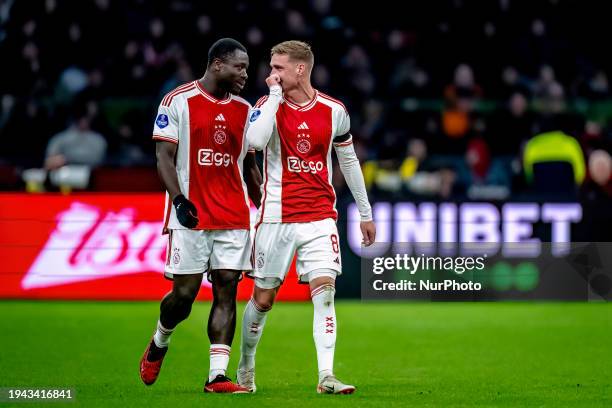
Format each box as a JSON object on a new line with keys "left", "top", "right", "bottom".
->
{"left": 198, "top": 149, "right": 234, "bottom": 167}
{"left": 287, "top": 156, "right": 324, "bottom": 173}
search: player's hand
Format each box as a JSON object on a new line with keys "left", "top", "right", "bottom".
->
{"left": 173, "top": 194, "right": 199, "bottom": 228}
{"left": 360, "top": 221, "right": 376, "bottom": 246}
{"left": 265, "top": 74, "right": 281, "bottom": 88}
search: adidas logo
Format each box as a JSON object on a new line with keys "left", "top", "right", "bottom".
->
{"left": 297, "top": 121, "right": 309, "bottom": 130}
{"left": 333, "top": 257, "right": 340, "bottom": 264}
{"left": 215, "top": 113, "right": 226, "bottom": 121}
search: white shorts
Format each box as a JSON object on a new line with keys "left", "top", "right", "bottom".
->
{"left": 250, "top": 218, "right": 342, "bottom": 285}
{"left": 164, "top": 228, "right": 252, "bottom": 279}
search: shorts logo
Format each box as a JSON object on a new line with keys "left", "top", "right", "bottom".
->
{"left": 214, "top": 125, "right": 227, "bottom": 144}
{"left": 249, "top": 109, "right": 261, "bottom": 123}
{"left": 256, "top": 251, "right": 265, "bottom": 270}
{"left": 172, "top": 248, "right": 181, "bottom": 265}
{"left": 156, "top": 114, "right": 169, "bottom": 128}
{"left": 297, "top": 139, "right": 311, "bottom": 153}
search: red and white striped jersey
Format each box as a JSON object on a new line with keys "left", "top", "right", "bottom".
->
{"left": 255, "top": 90, "right": 352, "bottom": 223}
{"left": 152, "top": 80, "right": 252, "bottom": 232}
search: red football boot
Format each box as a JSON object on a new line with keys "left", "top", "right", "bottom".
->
{"left": 139, "top": 338, "right": 168, "bottom": 385}
{"left": 204, "top": 374, "right": 250, "bottom": 393}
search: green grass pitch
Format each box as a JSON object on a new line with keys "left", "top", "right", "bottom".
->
{"left": 0, "top": 301, "right": 610, "bottom": 407}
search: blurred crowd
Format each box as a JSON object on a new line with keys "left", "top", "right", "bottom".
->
{"left": 0, "top": 0, "right": 611, "bottom": 199}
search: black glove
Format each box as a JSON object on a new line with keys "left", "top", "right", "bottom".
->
{"left": 173, "top": 194, "right": 199, "bottom": 228}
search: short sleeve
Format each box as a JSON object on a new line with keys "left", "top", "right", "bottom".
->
{"left": 334, "top": 108, "right": 351, "bottom": 142}
{"left": 254, "top": 95, "right": 269, "bottom": 109}
{"left": 245, "top": 104, "right": 257, "bottom": 153}
{"left": 334, "top": 107, "right": 350, "bottom": 138}
{"left": 152, "top": 99, "right": 179, "bottom": 144}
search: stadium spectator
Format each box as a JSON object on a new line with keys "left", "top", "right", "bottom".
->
{"left": 444, "top": 64, "right": 483, "bottom": 111}
{"left": 44, "top": 108, "right": 107, "bottom": 170}
{"left": 456, "top": 138, "right": 511, "bottom": 200}
{"left": 583, "top": 149, "right": 612, "bottom": 199}
{"left": 0, "top": 0, "right": 610, "bottom": 204}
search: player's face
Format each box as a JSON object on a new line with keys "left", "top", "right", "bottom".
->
{"left": 270, "top": 54, "right": 300, "bottom": 91}
{"left": 218, "top": 50, "right": 249, "bottom": 94}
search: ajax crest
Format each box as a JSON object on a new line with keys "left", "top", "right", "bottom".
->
{"left": 172, "top": 248, "right": 181, "bottom": 265}
{"left": 297, "top": 139, "right": 311, "bottom": 153}
{"left": 214, "top": 125, "right": 227, "bottom": 144}
{"left": 256, "top": 251, "right": 265, "bottom": 269}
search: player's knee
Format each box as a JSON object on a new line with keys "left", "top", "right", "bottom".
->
{"left": 255, "top": 299, "right": 274, "bottom": 311}
{"left": 174, "top": 284, "right": 198, "bottom": 305}
{"left": 214, "top": 292, "right": 236, "bottom": 309}
{"left": 252, "top": 279, "right": 280, "bottom": 311}
{"left": 309, "top": 269, "right": 336, "bottom": 304}
{"left": 308, "top": 270, "right": 336, "bottom": 288}
{"left": 172, "top": 274, "right": 202, "bottom": 305}
{"left": 211, "top": 269, "right": 241, "bottom": 287}
{"left": 310, "top": 283, "right": 335, "bottom": 306}
{"left": 252, "top": 292, "right": 275, "bottom": 312}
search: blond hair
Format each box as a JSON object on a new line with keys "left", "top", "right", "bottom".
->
{"left": 271, "top": 40, "right": 314, "bottom": 66}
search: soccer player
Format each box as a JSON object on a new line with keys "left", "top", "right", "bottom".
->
{"left": 237, "top": 41, "right": 376, "bottom": 394}
{"left": 139, "top": 38, "right": 260, "bottom": 393}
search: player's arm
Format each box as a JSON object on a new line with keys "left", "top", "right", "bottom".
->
{"left": 334, "top": 133, "right": 376, "bottom": 246}
{"left": 246, "top": 75, "right": 283, "bottom": 150}
{"left": 155, "top": 141, "right": 198, "bottom": 228}
{"left": 155, "top": 141, "right": 181, "bottom": 200}
{"left": 152, "top": 99, "right": 198, "bottom": 229}
{"left": 244, "top": 151, "right": 262, "bottom": 208}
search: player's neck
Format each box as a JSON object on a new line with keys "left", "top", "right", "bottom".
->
{"left": 198, "top": 75, "right": 229, "bottom": 101}
{"left": 285, "top": 82, "right": 316, "bottom": 105}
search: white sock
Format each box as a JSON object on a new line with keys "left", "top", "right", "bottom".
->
{"left": 153, "top": 320, "right": 174, "bottom": 348}
{"left": 209, "top": 344, "right": 231, "bottom": 381}
{"left": 311, "top": 283, "right": 336, "bottom": 383}
{"left": 238, "top": 298, "right": 269, "bottom": 370}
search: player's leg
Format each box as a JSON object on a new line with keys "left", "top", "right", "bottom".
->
{"left": 238, "top": 280, "right": 279, "bottom": 369}
{"left": 204, "top": 229, "right": 252, "bottom": 393}
{"left": 140, "top": 273, "right": 203, "bottom": 385}
{"left": 297, "top": 219, "right": 354, "bottom": 394}
{"left": 236, "top": 280, "right": 279, "bottom": 392}
{"left": 237, "top": 222, "right": 294, "bottom": 392}
{"left": 156, "top": 273, "right": 204, "bottom": 350}
{"left": 308, "top": 272, "right": 353, "bottom": 394}
{"left": 206, "top": 268, "right": 240, "bottom": 381}
{"left": 140, "top": 229, "right": 209, "bottom": 386}
{"left": 309, "top": 274, "right": 337, "bottom": 382}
